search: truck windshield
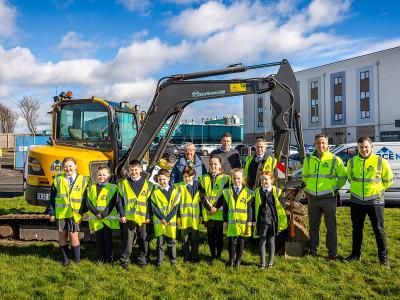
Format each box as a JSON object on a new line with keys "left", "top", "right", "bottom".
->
{"left": 56, "top": 102, "right": 111, "bottom": 150}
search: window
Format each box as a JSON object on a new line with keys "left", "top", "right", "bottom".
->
{"left": 334, "top": 113, "right": 343, "bottom": 121}
{"left": 336, "top": 146, "right": 358, "bottom": 165}
{"left": 381, "top": 131, "right": 400, "bottom": 142}
{"left": 361, "top": 110, "right": 370, "bottom": 119}
{"left": 116, "top": 112, "right": 137, "bottom": 151}
{"left": 334, "top": 95, "right": 342, "bottom": 103}
{"left": 360, "top": 71, "right": 369, "bottom": 80}
{"left": 360, "top": 91, "right": 370, "bottom": 99}
{"left": 334, "top": 77, "right": 342, "bottom": 85}
{"left": 311, "top": 116, "right": 319, "bottom": 123}
{"left": 311, "top": 81, "right": 318, "bottom": 89}
{"left": 257, "top": 96, "right": 264, "bottom": 128}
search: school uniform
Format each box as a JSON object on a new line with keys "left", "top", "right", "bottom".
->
{"left": 176, "top": 180, "right": 201, "bottom": 262}
{"left": 117, "top": 176, "right": 153, "bottom": 267}
{"left": 86, "top": 182, "right": 119, "bottom": 263}
{"left": 151, "top": 185, "right": 181, "bottom": 266}
{"left": 253, "top": 186, "right": 287, "bottom": 268}
{"left": 223, "top": 185, "right": 253, "bottom": 267}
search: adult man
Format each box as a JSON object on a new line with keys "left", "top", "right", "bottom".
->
{"left": 210, "top": 132, "right": 241, "bottom": 175}
{"left": 302, "top": 133, "right": 346, "bottom": 261}
{"left": 345, "top": 137, "right": 393, "bottom": 267}
{"left": 243, "top": 138, "right": 277, "bottom": 189}
{"left": 170, "top": 142, "right": 206, "bottom": 184}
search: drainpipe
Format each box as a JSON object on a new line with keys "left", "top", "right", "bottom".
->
{"left": 376, "top": 61, "right": 381, "bottom": 141}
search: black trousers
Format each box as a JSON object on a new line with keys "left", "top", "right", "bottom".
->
{"left": 120, "top": 221, "right": 152, "bottom": 266}
{"left": 95, "top": 226, "right": 113, "bottom": 263}
{"left": 156, "top": 235, "right": 177, "bottom": 264}
{"left": 181, "top": 228, "right": 199, "bottom": 261}
{"left": 228, "top": 236, "right": 245, "bottom": 263}
{"left": 206, "top": 220, "right": 224, "bottom": 258}
{"left": 350, "top": 202, "right": 388, "bottom": 260}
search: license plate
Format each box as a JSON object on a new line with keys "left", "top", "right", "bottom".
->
{"left": 37, "top": 192, "right": 50, "bottom": 201}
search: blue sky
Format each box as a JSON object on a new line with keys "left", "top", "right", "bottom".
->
{"left": 1, "top": 0, "right": 400, "bottom": 132}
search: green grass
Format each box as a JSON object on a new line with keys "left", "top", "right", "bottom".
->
{"left": 0, "top": 197, "right": 399, "bottom": 299}
{"left": 0, "top": 196, "right": 45, "bottom": 215}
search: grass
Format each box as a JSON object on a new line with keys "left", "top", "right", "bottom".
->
{"left": 0, "top": 196, "right": 45, "bottom": 215}
{"left": 0, "top": 197, "right": 399, "bottom": 299}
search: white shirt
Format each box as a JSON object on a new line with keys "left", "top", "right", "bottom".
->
{"left": 262, "top": 186, "right": 272, "bottom": 193}
{"left": 130, "top": 176, "right": 141, "bottom": 182}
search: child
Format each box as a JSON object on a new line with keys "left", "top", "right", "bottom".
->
{"left": 117, "top": 159, "right": 153, "bottom": 269}
{"left": 48, "top": 157, "right": 89, "bottom": 266}
{"left": 253, "top": 171, "right": 287, "bottom": 269}
{"left": 223, "top": 168, "right": 253, "bottom": 267}
{"left": 86, "top": 166, "right": 119, "bottom": 263}
{"left": 198, "top": 155, "right": 230, "bottom": 261}
{"left": 176, "top": 166, "right": 201, "bottom": 263}
{"left": 151, "top": 168, "right": 181, "bottom": 266}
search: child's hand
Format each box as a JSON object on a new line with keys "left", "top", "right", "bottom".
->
{"left": 120, "top": 216, "right": 127, "bottom": 224}
{"left": 210, "top": 207, "right": 217, "bottom": 214}
{"left": 161, "top": 219, "right": 168, "bottom": 226}
{"left": 49, "top": 216, "right": 55, "bottom": 223}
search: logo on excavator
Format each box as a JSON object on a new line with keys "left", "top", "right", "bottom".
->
{"left": 50, "top": 159, "right": 63, "bottom": 172}
{"left": 192, "top": 90, "right": 225, "bottom": 98}
{"left": 230, "top": 83, "right": 246, "bottom": 92}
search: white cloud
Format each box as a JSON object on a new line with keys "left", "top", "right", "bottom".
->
{"left": 55, "top": 31, "right": 96, "bottom": 58}
{"left": 116, "top": 0, "right": 151, "bottom": 15}
{"left": 0, "top": 0, "right": 17, "bottom": 38}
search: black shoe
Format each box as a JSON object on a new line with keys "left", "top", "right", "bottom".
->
{"left": 309, "top": 249, "right": 318, "bottom": 256}
{"left": 226, "top": 261, "right": 234, "bottom": 268}
{"left": 234, "top": 260, "right": 241, "bottom": 268}
{"left": 344, "top": 254, "right": 361, "bottom": 262}
{"left": 192, "top": 258, "right": 200, "bottom": 263}
{"left": 326, "top": 255, "right": 336, "bottom": 262}
{"left": 380, "top": 259, "right": 390, "bottom": 269}
{"left": 267, "top": 262, "right": 274, "bottom": 268}
{"left": 120, "top": 263, "right": 129, "bottom": 270}
{"left": 258, "top": 264, "right": 265, "bottom": 270}
{"left": 61, "top": 260, "right": 69, "bottom": 267}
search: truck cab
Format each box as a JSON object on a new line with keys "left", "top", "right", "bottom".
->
{"left": 25, "top": 94, "right": 140, "bottom": 206}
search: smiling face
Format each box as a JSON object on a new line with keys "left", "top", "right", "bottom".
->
{"left": 97, "top": 168, "right": 110, "bottom": 184}
{"left": 358, "top": 140, "right": 373, "bottom": 158}
{"left": 255, "top": 140, "right": 266, "bottom": 157}
{"left": 221, "top": 136, "right": 232, "bottom": 151}
{"left": 183, "top": 173, "right": 195, "bottom": 185}
{"left": 63, "top": 160, "right": 77, "bottom": 177}
{"left": 209, "top": 157, "right": 222, "bottom": 174}
{"left": 260, "top": 174, "right": 273, "bottom": 188}
{"left": 158, "top": 174, "right": 169, "bottom": 188}
{"left": 128, "top": 165, "right": 142, "bottom": 179}
{"left": 184, "top": 144, "right": 195, "bottom": 161}
{"left": 315, "top": 136, "right": 328, "bottom": 156}
{"left": 232, "top": 171, "right": 243, "bottom": 187}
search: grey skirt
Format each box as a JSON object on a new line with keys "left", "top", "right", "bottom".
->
{"left": 56, "top": 218, "right": 80, "bottom": 233}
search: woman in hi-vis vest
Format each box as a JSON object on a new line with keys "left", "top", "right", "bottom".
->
{"left": 48, "top": 157, "right": 88, "bottom": 266}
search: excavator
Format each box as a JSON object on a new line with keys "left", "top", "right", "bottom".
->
{"left": 0, "top": 59, "right": 308, "bottom": 251}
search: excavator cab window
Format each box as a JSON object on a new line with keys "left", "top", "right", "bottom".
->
{"left": 116, "top": 111, "right": 138, "bottom": 158}
{"left": 56, "top": 102, "right": 111, "bottom": 150}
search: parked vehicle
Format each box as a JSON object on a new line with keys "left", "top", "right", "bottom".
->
{"left": 149, "top": 143, "right": 180, "bottom": 163}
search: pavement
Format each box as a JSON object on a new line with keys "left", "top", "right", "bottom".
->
{"left": 0, "top": 169, "right": 24, "bottom": 197}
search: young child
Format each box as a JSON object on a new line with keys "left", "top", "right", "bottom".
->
{"left": 253, "top": 171, "right": 287, "bottom": 268}
{"left": 151, "top": 168, "right": 181, "bottom": 266}
{"left": 223, "top": 168, "right": 253, "bottom": 267}
{"left": 86, "top": 166, "right": 119, "bottom": 263}
{"left": 198, "top": 155, "right": 230, "bottom": 261}
{"left": 117, "top": 159, "right": 153, "bottom": 269}
{"left": 48, "top": 157, "right": 89, "bottom": 266}
{"left": 176, "top": 166, "right": 201, "bottom": 263}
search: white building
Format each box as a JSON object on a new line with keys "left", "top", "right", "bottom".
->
{"left": 243, "top": 46, "right": 400, "bottom": 145}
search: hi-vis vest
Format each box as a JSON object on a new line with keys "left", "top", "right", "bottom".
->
{"left": 302, "top": 151, "right": 346, "bottom": 197}
{"left": 176, "top": 182, "right": 201, "bottom": 230}
{"left": 347, "top": 154, "right": 394, "bottom": 204}
{"left": 54, "top": 174, "right": 88, "bottom": 223}
{"left": 253, "top": 186, "right": 287, "bottom": 236}
{"left": 87, "top": 183, "right": 120, "bottom": 231}
{"left": 199, "top": 174, "right": 229, "bottom": 222}
{"left": 243, "top": 155, "right": 277, "bottom": 187}
{"left": 223, "top": 187, "right": 253, "bottom": 237}
{"left": 151, "top": 187, "right": 181, "bottom": 239}
{"left": 119, "top": 179, "right": 152, "bottom": 225}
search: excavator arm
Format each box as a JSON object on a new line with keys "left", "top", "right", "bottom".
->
{"left": 116, "top": 59, "right": 306, "bottom": 179}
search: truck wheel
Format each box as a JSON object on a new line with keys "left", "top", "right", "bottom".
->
{"left": 202, "top": 150, "right": 208, "bottom": 156}
{"left": 168, "top": 154, "right": 177, "bottom": 163}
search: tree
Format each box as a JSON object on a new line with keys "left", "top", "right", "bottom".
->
{"left": 0, "top": 103, "right": 18, "bottom": 133}
{"left": 17, "top": 96, "right": 41, "bottom": 135}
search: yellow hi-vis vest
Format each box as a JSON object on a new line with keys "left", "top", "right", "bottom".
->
{"left": 199, "top": 173, "right": 229, "bottom": 222}
{"left": 176, "top": 182, "right": 201, "bottom": 230}
{"left": 347, "top": 154, "right": 394, "bottom": 204}
{"left": 223, "top": 187, "right": 253, "bottom": 237}
{"left": 151, "top": 187, "right": 181, "bottom": 239}
{"left": 302, "top": 151, "right": 347, "bottom": 197}
{"left": 54, "top": 174, "right": 88, "bottom": 223}
{"left": 243, "top": 155, "right": 277, "bottom": 187}
{"left": 87, "top": 183, "right": 120, "bottom": 231}
{"left": 253, "top": 186, "right": 287, "bottom": 237}
{"left": 118, "top": 178, "right": 152, "bottom": 225}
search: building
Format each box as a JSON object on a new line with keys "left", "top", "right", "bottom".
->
{"left": 243, "top": 46, "right": 400, "bottom": 145}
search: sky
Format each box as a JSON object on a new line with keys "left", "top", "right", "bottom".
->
{"left": 1, "top": 0, "right": 400, "bottom": 132}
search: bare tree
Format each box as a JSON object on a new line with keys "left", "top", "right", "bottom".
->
{"left": 17, "top": 96, "right": 41, "bottom": 135}
{"left": 0, "top": 103, "right": 18, "bottom": 133}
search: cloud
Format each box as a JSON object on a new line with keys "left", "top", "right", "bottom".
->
{"left": 116, "top": 0, "right": 151, "bottom": 15}
{"left": 0, "top": 0, "right": 17, "bottom": 38}
{"left": 55, "top": 31, "right": 96, "bottom": 58}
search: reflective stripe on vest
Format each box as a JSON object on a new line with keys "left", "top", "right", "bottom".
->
{"left": 177, "top": 183, "right": 201, "bottom": 230}
{"left": 348, "top": 155, "right": 387, "bottom": 203}
{"left": 304, "top": 152, "right": 338, "bottom": 197}
{"left": 151, "top": 188, "right": 181, "bottom": 239}
{"left": 223, "top": 187, "right": 253, "bottom": 237}
{"left": 54, "top": 174, "right": 88, "bottom": 223}
{"left": 253, "top": 186, "right": 287, "bottom": 236}
{"left": 199, "top": 174, "right": 229, "bottom": 222}
{"left": 118, "top": 179, "right": 151, "bottom": 225}
{"left": 87, "top": 183, "right": 120, "bottom": 232}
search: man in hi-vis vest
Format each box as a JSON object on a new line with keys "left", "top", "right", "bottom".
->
{"left": 345, "top": 137, "right": 393, "bottom": 268}
{"left": 302, "top": 133, "right": 346, "bottom": 261}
